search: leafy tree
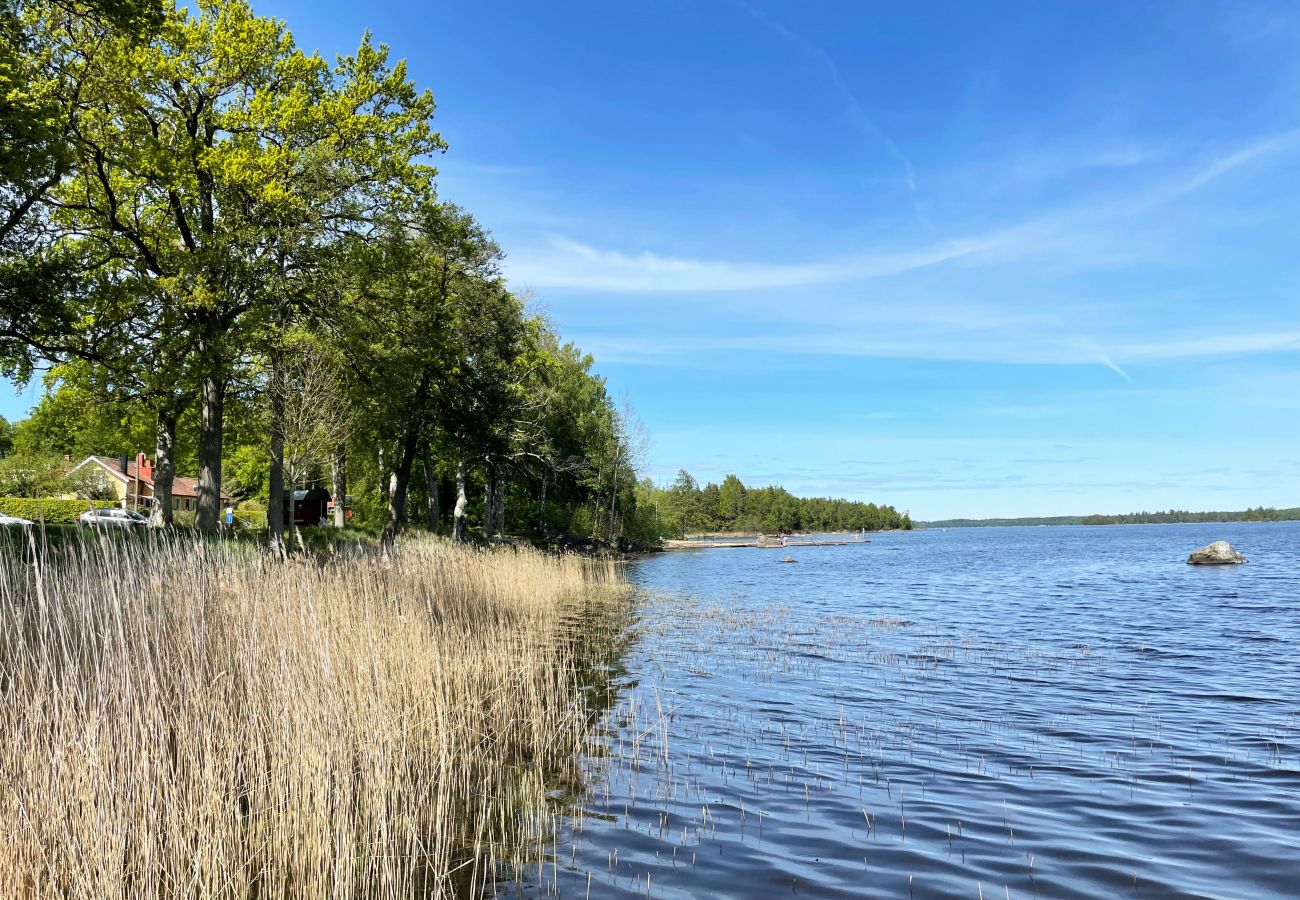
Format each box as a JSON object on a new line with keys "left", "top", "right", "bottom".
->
{"left": 1, "top": 0, "right": 686, "bottom": 552}
{"left": 647, "top": 469, "right": 912, "bottom": 537}
{"left": 40, "top": 0, "right": 437, "bottom": 530}
{"left": 718, "top": 473, "right": 746, "bottom": 526}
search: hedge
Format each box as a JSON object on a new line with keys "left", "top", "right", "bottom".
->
{"left": 0, "top": 498, "right": 120, "bottom": 524}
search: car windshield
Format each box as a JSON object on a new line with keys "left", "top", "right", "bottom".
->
{"left": 126, "top": 511, "right": 147, "bottom": 521}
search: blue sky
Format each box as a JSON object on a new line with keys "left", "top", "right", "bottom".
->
{"left": 8, "top": 1, "right": 1300, "bottom": 518}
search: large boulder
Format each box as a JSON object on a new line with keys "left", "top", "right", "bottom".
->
{"left": 1187, "top": 540, "right": 1247, "bottom": 565}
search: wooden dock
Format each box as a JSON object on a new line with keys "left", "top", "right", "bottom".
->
{"left": 663, "top": 538, "right": 870, "bottom": 550}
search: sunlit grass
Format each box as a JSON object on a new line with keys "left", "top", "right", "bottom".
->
{"left": 0, "top": 530, "right": 625, "bottom": 898}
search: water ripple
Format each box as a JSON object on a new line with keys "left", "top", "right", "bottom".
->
{"left": 543, "top": 523, "right": 1300, "bottom": 898}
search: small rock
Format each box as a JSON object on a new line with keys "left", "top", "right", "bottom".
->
{"left": 1187, "top": 540, "right": 1247, "bottom": 565}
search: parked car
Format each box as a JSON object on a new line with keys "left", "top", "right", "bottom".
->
{"left": 78, "top": 508, "right": 148, "bottom": 528}
{"left": 0, "top": 514, "right": 34, "bottom": 527}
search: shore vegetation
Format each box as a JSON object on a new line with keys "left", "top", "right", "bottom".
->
{"left": 642, "top": 469, "right": 913, "bottom": 537}
{"left": 923, "top": 506, "right": 1300, "bottom": 528}
{"left": 0, "top": 530, "right": 628, "bottom": 897}
{"left": 1, "top": 0, "right": 661, "bottom": 551}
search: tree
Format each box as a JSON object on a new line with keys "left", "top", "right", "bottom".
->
{"left": 266, "top": 336, "right": 348, "bottom": 545}
{"left": 718, "top": 473, "right": 746, "bottom": 527}
{"left": 42, "top": 0, "right": 437, "bottom": 531}
{"left": 1, "top": 0, "right": 159, "bottom": 344}
{"left": 334, "top": 204, "right": 509, "bottom": 549}
{"left": 0, "top": 415, "right": 12, "bottom": 456}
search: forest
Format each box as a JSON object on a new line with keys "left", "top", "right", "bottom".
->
{"left": 923, "top": 507, "right": 1299, "bottom": 528}
{"left": 648, "top": 470, "right": 913, "bottom": 536}
{"left": 0, "top": 0, "right": 666, "bottom": 548}
{"left": 1, "top": 0, "right": 912, "bottom": 551}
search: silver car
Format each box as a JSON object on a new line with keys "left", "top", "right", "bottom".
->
{"left": 0, "top": 514, "right": 33, "bottom": 527}
{"left": 78, "top": 508, "right": 148, "bottom": 527}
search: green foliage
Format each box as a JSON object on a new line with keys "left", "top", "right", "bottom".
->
{"left": 621, "top": 478, "right": 673, "bottom": 547}
{"left": 0, "top": 452, "right": 117, "bottom": 498}
{"left": 650, "top": 470, "right": 912, "bottom": 537}
{"left": 0, "top": 0, "right": 759, "bottom": 553}
{"left": 0, "top": 496, "right": 116, "bottom": 522}
{"left": 234, "top": 498, "right": 266, "bottom": 528}
{"left": 0, "top": 416, "right": 14, "bottom": 457}
{"left": 10, "top": 367, "right": 155, "bottom": 459}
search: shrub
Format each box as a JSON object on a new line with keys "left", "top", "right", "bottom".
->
{"left": 235, "top": 499, "right": 266, "bottom": 528}
{"left": 0, "top": 497, "right": 118, "bottom": 523}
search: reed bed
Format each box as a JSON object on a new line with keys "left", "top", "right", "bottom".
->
{"left": 0, "top": 531, "right": 626, "bottom": 899}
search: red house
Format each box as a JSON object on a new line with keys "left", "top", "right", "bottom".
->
{"left": 285, "top": 488, "right": 331, "bottom": 526}
{"left": 67, "top": 453, "right": 230, "bottom": 512}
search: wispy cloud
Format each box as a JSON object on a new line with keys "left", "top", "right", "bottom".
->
{"left": 506, "top": 132, "right": 1298, "bottom": 294}
{"left": 575, "top": 327, "right": 1300, "bottom": 367}
{"left": 507, "top": 232, "right": 996, "bottom": 292}
{"left": 1077, "top": 337, "right": 1133, "bottom": 382}
{"left": 729, "top": 0, "right": 918, "bottom": 198}
{"left": 1112, "top": 330, "right": 1300, "bottom": 360}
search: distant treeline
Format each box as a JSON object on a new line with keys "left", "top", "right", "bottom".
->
{"left": 648, "top": 470, "right": 913, "bottom": 536}
{"left": 923, "top": 507, "right": 1300, "bottom": 528}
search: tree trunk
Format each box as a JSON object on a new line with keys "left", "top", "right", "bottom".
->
{"left": 607, "top": 452, "right": 621, "bottom": 542}
{"left": 423, "top": 447, "right": 439, "bottom": 532}
{"left": 148, "top": 407, "right": 176, "bottom": 528}
{"left": 452, "top": 457, "right": 468, "bottom": 542}
{"left": 377, "top": 444, "right": 387, "bottom": 509}
{"left": 380, "top": 420, "right": 420, "bottom": 550}
{"left": 331, "top": 446, "right": 347, "bottom": 528}
{"left": 267, "top": 369, "right": 285, "bottom": 545}
{"left": 285, "top": 465, "right": 298, "bottom": 547}
{"left": 491, "top": 476, "right": 505, "bottom": 539}
{"left": 483, "top": 462, "right": 495, "bottom": 541}
{"left": 194, "top": 372, "right": 225, "bottom": 533}
{"left": 390, "top": 470, "right": 403, "bottom": 524}
{"left": 537, "top": 471, "right": 547, "bottom": 534}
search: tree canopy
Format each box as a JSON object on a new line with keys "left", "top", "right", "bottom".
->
{"left": 0, "top": 0, "right": 909, "bottom": 552}
{"left": 651, "top": 469, "right": 912, "bottom": 537}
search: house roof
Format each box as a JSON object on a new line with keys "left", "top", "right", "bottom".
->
{"left": 72, "top": 456, "right": 230, "bottom": 500}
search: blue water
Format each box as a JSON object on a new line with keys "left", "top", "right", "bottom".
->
{"left": 552, "top": 523, "right": 1300, "bottom": 898}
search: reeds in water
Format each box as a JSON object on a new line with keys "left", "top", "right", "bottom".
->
{"left": 0, "top": 531, "right": 625, "bottom": 898}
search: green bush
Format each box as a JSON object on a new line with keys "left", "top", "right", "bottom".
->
{"left": 0, "top": 497, "right": 118, "bottom": 524}
{"left": 235, "top": 499, "right": 266, "bottom": 528}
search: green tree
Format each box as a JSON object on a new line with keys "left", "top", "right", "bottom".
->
{"left": 1, "top": 0, "right": 160, "bottom": 363}
{"left": 333, "top": 204, "right": 511, "bottom": 548}
{"left": 718, "top": 473, "right": 747, "bottom": 527}
{"left": 42, "top": 0, "right": 437, "bottom": 531}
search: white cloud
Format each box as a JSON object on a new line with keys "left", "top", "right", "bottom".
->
{"left": 505, "top": 132, "right": 1297, "bottom": 295}
{"left": 575, "top": 326, "right": 1300, "bottom": 368}
{"left": 506, "top": 232, "right": 997, "bottom": 293}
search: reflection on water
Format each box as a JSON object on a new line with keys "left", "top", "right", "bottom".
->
{"left": 475, "top": 588, "right": 643, "bottom": 897}
{"left": 529, "top": 523, "right": 1300, "bottom": 898}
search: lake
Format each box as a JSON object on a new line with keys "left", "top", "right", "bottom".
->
{"left": 539, "top": 522, "right": 1299, "bottom": 898}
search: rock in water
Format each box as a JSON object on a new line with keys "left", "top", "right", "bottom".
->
{"left": 1187, "top": 541, "right": 1247, "bottom": 565}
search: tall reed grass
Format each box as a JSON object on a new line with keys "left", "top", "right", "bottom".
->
{"left": 0, "top": 531, "right": 625, "bottom": 898}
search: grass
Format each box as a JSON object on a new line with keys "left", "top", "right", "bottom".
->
{"left": 0, "top": 529, "right": 626, "bottom": 898}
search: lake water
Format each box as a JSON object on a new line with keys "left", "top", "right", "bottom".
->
{"left": 537, "top": 522, "right": 1300, "bottom": 899}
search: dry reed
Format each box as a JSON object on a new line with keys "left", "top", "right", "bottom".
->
{"left": 0, "top": 531, "right": 626, "bottom": 898}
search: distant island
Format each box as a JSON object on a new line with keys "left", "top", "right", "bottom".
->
{"left": 647, "top": 470, "right": 913, "bottom": 536}
{"left": 921, "top": 507, "right": 1299, "bottom": 528}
